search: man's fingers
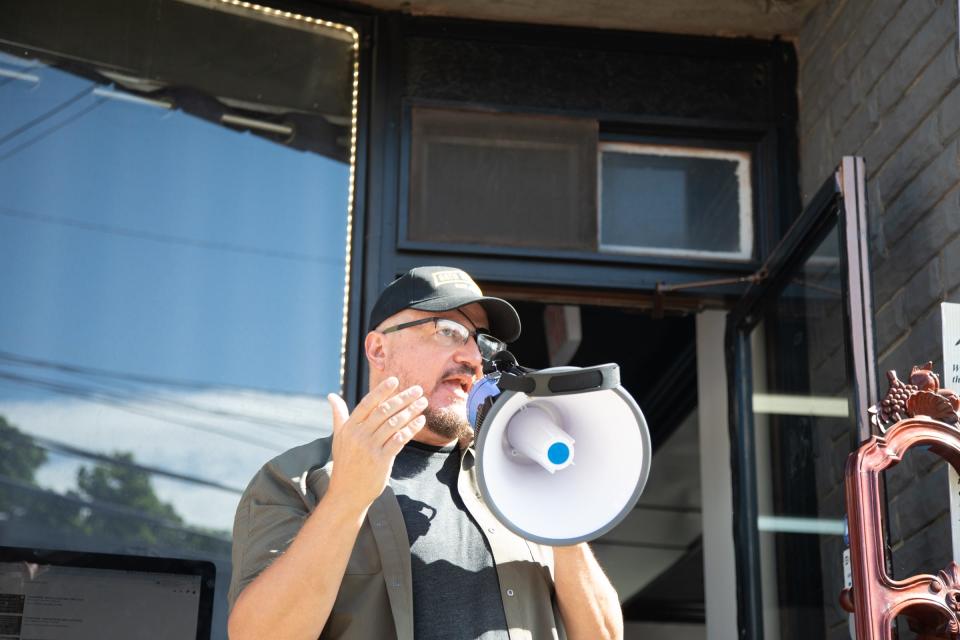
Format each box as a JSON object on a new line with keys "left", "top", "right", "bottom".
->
{"left": 383, "top": 415, "right": 426, "bottom": 456}
{"left": 368, "top": 385, "right": 423, "bottom": 429}
{"left": 374, "top": 395, "right": 428, "bottom": 443}
{"left": 327, "top": 393, "right": 350, "bottom": 433}
{"left": 331, "top": 380, "right": 423, "bottom": 437}
{"left": 351, "top": 377, "right": 400, "bottom": 421}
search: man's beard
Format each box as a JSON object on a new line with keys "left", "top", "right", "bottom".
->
{"left": 389, "top": 361, "right": 476, "bottom": 442}
{"left": 423, "top": 404, "right": 471, "bottom": 441}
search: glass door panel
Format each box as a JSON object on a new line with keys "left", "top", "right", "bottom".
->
{"left": 727, "top": 157, "right": 876, "bottom": 639}
{"left": 751, "top": 225, "right": 851, "bottom": 638}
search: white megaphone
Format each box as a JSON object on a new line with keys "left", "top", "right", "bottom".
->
{"left": 467, "top": 351, "right": 652, "bottom": 545}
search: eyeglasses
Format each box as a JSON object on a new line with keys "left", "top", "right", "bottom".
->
{"left": 380, "top": 316, "right": 506, "bottom": 360}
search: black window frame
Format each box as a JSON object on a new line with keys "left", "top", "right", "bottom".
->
{"left": 359, "top": 11, "right": 802, "bottom": 439}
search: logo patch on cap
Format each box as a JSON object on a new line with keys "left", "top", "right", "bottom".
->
{"left": 431, "top": 269, "right": 483, "bottom": 295}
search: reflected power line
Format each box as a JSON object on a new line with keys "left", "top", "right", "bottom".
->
{"left": 0, "top": 370, "right": 287, "bottom": 451}
{"left": 0, "top": 354, "right": 322, "bottom": 436}
{"left": 0, "top": 84, "right": 95, "bottom": 146}
{"left": 0, "top": 475, "right": 231, "bottom": 545}
{"left": 0, "top": 97, "right": 106, "bottom": 163}
{"left": 0, "top": 349, "right": 317, "bottom": 398}
{"left": 0, "top": 205, "right": 343, "bottom": 265}
{"left": 29, "top": 433, "right": 244, "bottom": 495}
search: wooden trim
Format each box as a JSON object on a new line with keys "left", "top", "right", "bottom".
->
{"left": 843, "top": 418, "right": 960, "bottom": 638}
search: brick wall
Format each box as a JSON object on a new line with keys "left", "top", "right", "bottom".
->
{"left": 800, "top": 0, "right": 959, "bottom": 370}
{"left": 798, "top": 0, "right": 960, "bottom": 636}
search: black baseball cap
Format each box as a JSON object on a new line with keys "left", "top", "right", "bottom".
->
{"left": 369, "top": 266, "right": 521, "bottom": 342}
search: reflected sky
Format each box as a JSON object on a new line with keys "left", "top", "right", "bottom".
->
{"left": 0, "top": 54, "right": 350, "bottom": 531}
{"left": 0, "top": 57, "right": 348, "bottom": 396}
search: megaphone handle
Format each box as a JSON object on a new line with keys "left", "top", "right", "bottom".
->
{"left": 497, "top": 372, "right": 536, "bottom": 394}
{"left": 497, "top": 364, "right": 620, "bottom": 396}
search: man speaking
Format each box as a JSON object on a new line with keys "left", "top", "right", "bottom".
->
{"left": 227, "top": 266, "right": 623, "bottom": 640}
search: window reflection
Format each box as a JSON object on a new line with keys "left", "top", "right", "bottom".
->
{"left": 599, "top": 142, "right": 753, "bottom": 261}
{"left": 0, "top": 57, "right": 346, "bottom": 530}
{"left": 750, "top": 223, "right": 852, "bottom": 639}
{"left": 0, "top": 2, "right": 358, "bottom": 634}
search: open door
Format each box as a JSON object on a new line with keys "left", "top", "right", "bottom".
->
{"left": 725, "top": 157, "right": 878, "bottom": 639}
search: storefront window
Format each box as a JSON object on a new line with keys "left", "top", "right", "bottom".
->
{"left": 0, "top": 2, "right": 359, "bottom": 636}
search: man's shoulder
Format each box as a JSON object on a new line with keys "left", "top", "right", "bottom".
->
{"left": 243, "top": 436, "right": 334, "bottom": 502}
{"left": 264, "top": 435, "right": 334, "bottom": 478}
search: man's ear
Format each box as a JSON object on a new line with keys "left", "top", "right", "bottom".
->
{"left": 365, "top": 331, "right": 387, "bottom": 370}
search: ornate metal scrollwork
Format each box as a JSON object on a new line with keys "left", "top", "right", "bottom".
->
{"left": 843, "top": 364, "right": 960, "bottom": 639}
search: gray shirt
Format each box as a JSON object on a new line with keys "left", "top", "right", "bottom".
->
{"left": 391, "top": 441, "right": 510, "bottom": 640}
{"left": 228, "top": 436, "right": 565, "bottom": 640}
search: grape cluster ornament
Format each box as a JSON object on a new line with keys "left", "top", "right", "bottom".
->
{"left": 870, "top": 362, "right": 960, "bottom": 431}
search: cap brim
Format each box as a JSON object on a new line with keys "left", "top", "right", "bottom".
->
{"left": 410, "top": 294, "right": 521, "bottom": 343}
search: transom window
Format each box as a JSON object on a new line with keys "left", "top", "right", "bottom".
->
{"left": 406, "top": 106, "right": 755, "bottom": 263}
{"left": 599, "top": 143, "right": 753, "bottom": 261}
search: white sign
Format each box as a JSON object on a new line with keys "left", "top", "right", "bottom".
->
{"left": 941, "top": 302, "right": 960, "bottom": 563}
{"left": 944, "top": 302, "right": 960, "bottom": 387}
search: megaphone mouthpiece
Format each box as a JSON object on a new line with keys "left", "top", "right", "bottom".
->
{"left": 505, "top": 404, "right": 575, "bottom": 474}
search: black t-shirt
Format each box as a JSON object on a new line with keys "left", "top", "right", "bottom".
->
{"left": 390, "top": 441, "right": 510, "bottom": 640}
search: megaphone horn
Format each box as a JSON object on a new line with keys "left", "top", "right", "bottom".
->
{"left": 468, "top": 360, "right": 652, "bottom": 545}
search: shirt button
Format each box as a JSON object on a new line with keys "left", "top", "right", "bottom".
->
{"left": 506, "top": 589, "right": 515, "bottom": 597}
{"left": 487, "top": 527, "right": 495, "bottom": 533}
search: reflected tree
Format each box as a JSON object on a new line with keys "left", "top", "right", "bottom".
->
{"left": 0, "top": 415, "right": 46, "bottom": 483}
{"left": 68, "top": 452, "right": 230, "bottom": 554}
{"left": 69, "top": 451, "right": 184, "bottom": 542}
{"left": 1, "top": 415, "right": 229, "bottom": 555}
{"left": 0, "top": 416, "right": 79, "bottom": 528}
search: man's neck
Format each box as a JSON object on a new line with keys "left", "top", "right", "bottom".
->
{"left": 411, "top": 430, "right": 458, "bottom": 448}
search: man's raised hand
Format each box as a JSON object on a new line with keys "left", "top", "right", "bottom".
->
{"left": 326, "top": 377, "right": 427, "bottom": 510}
